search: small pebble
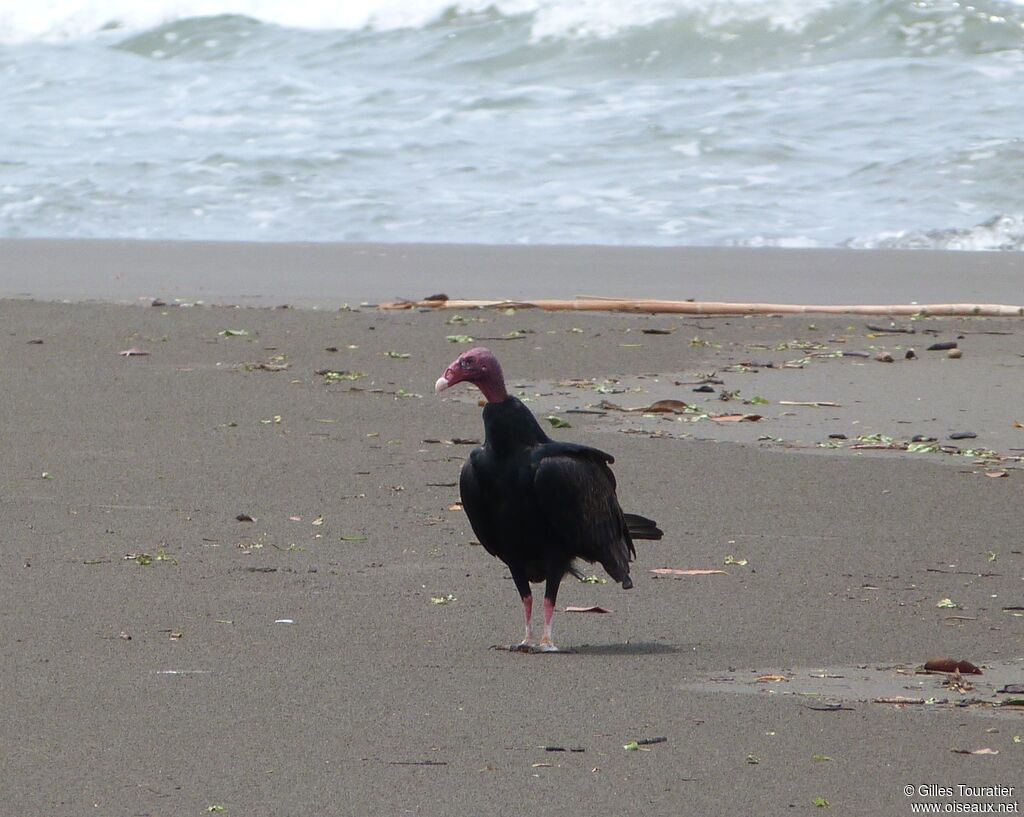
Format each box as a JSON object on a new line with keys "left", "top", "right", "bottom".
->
{"left": 927, "top": 341, "right": 958, "bottom": 351}
{"left": 949, "top": 431, "right": 977, "bottom": 440}
{"left": 947, "top": 348, "right": 962, "bottom": 359}
{"left": 905, "top": 349, "right": 916, "bottom": 359}
{"left": 875, "top": 352, "right": 894, "bottom": 363}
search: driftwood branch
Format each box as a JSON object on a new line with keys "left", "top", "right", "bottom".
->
{"left": 379, "top": 296, "right": 1024, "bottom": 318}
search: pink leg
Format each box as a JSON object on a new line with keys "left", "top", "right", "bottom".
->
{"left": 518, "top": 595, "right": 535, "bottom": 647}
{"left": 538, "top": 598, "right": 559, "bottom": 652}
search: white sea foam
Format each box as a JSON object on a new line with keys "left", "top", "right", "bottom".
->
{"left": 847, "top": 214, "right": 1024, "bottom": 251}
{"left": 0, "top": 0, "right": 851, "bottom": 43}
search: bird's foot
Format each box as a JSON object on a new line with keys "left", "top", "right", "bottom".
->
{"left": 535, "top": 637, "right": 567, "bottom": 653}
{"left": 510, "top": 639, "right": 534, "bottom": 653}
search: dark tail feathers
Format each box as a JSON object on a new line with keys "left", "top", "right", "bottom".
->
{"left": 625, "top": 513, "right": 663, "bottom": 541}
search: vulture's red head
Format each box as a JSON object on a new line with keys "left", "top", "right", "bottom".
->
{"left": 435, "top": 346, "right": 508, "bottom": 403}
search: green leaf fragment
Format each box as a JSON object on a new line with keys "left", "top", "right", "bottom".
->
{"left": 746, "top": 754, "right": 760, "bottom": 765}
{"left": 813, "top": 797, "right": 829, "bottom": 808}
{"left": 724, "top": 555, "right": 748, "bottom": 567}
{"left": 936, "top": 598, "right": 960, "bottom": 609}
{"left": 320, "top": 370, "right": 365, "bottom": 382}
{"left": 622, "top": 741, "right": 649, "bottom": 752}
{"left": 579, "top": 575, "right": 607, "bottom": 584}
{"left": 431, "top": 594, "right": 456, "bottom": 605}
{"left": 385, "top": 351, "right": 410, "bottom": 359}
{"left": 218, "top": 329, "right": 248, "bottom": 337}
{"left": 446, "top": 334, "right": 475, "bottom": 344}
{"left": 207, "top": 807, "right": 227, "bottom": 814}
{"left": 813, "top": 754, "right": 832, "bottom": 762}
{"left": 340, "top": 535, "right": 367, "bottom": 542}
{"left": 857, "top": 433, "right": 893, "bottom": 444}
{"left": 546, "top": 415, "right": 572, "bottom": 429}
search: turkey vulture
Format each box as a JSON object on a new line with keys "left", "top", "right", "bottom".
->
{"left": 435, "top": 347, "right": 662, "bottom": 652}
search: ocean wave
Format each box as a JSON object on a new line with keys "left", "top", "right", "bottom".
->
{"left": 3, "top": 0, "right": 1024, "bottom": 53}
{"left": 846, "top": 214, "right": 1024, "bottom": 251}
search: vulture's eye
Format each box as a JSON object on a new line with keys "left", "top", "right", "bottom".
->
{"left": 463, "top": 357, "right": 476, "bottom": 367}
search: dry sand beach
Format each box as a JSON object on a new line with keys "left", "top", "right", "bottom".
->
{"left": 1, "top": 242, "right": 1022, "bottom": 816}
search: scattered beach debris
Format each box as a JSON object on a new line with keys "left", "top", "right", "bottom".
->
{"left": 546, "top": 415, "right": 571, "bottom": 429}
{"left": 710, "top": 413, "right": 761, "bottom": 423}
{"left": 651, "top": 567, "right": 729, "bottom": 576}
{"left": 245, "top": 356, "right": 289, "bottom": 371}
{"left": 430, "top": 594, "right": 457, "bottom": 605}
{"left": 927, "top": 341, "right": 958, "bottom": 351}
{"left": 724, "top": 555, "right": 748, "bottom": 566}
{"left": 866, "top": 323, "right": 914, "bottom": 334}
{"left": 218, "top": 328, "right": 249, "bottom": 337}
{"left": 949, "top": 431, "right": 977, "bottom": 440}
{"left": 236, "top": 514, "right": 255, "bottom": 522}
{"left": 923, "top": 657, "right": 983, "bottom": 675}
{"left": 564, "top": 605, "right": 612, "bottom": 613}
{"left": 273, "top": 618, "right": 295, "bottom": 624}
{"left": 623, "top": 737, "right": 666, "bottom": 751}
{"left": 936, "top": 598, "right": 961, "bottom": 609}
{"left": 119, "top": 347, "right": 150, "bottom": 356}
{"left": 316, "top": 369, "right": 365, "bottom": 382}
{"left": 950, "top": 748, "right": 998, "bottom": 756}
{"left": 600, "top": 398, "right": 691, "bottom": 414}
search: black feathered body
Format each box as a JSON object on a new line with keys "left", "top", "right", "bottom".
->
{"left": 459, "top": 396, "right": 651, "bottom": 599}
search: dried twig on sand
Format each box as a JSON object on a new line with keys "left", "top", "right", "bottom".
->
{"left": 380, "top": 296, "right": 1024, "bottom": 318}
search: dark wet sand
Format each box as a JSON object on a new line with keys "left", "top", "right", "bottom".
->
{"left": 3, "top": 237, "right": 1024, "bottom": 306}
{"left": 1, "top": 244, "right": 1023, "bottom": 816}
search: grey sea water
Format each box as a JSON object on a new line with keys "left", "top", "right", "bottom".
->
{"left": 1, "top": 0, "right": 1023, "bottom": 248}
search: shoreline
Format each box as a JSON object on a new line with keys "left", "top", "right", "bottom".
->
{"left": 2, "top": 238, "right": 1024, "bottom": 308}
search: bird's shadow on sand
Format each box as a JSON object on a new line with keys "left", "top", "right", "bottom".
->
{"left": 490, "top": 642, "right": 686, "bottom": 656}
{"left": 572, "top": 641, "right": 686, "bottom": 656}
{"left": 489, "top": 647, "right": 684, "bottom": 659}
